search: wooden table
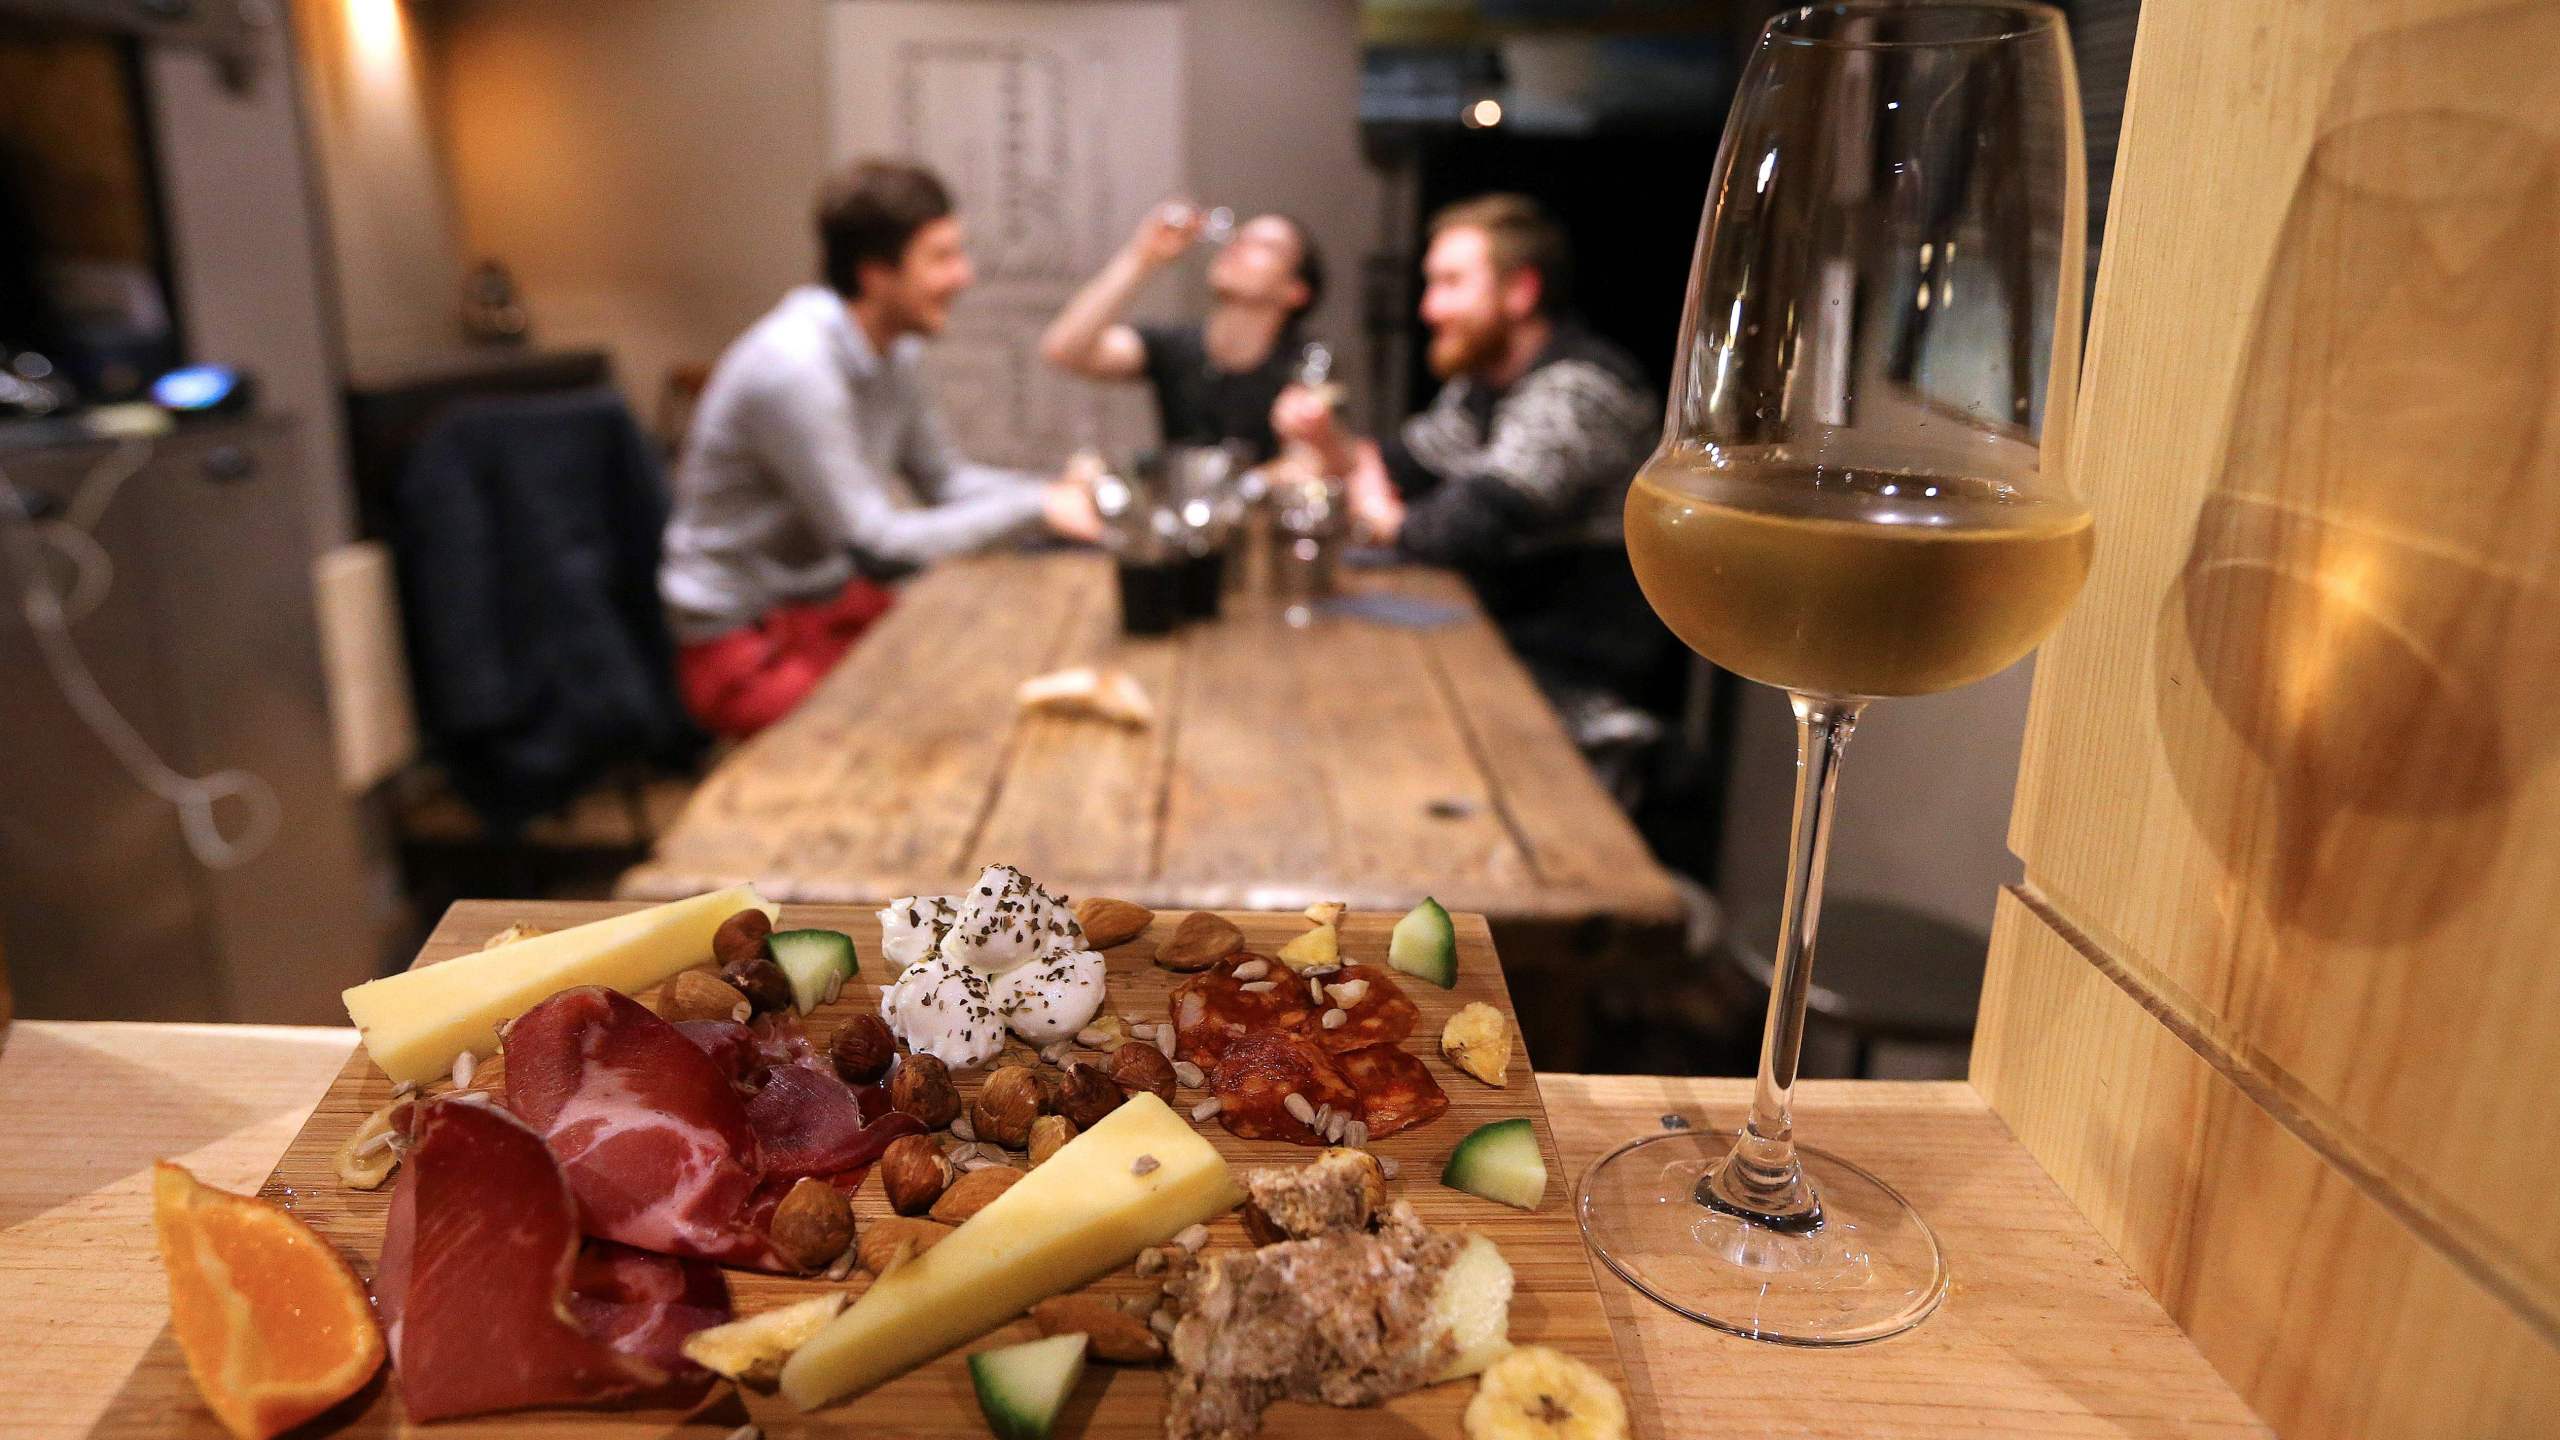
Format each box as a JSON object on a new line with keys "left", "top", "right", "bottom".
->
{"left": 618, "top": 553, "right": 1681, "bottom": 930}
{"left": 4, "top": 1021, "right": 2268, "bottom": 1438}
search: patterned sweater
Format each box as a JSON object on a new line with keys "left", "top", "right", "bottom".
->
{"left": 1386, "top": 326, "right": 1677, "bottom": 709}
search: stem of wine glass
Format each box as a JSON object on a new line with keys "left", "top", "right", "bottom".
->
{"left": 1700, "top": 691, "right": 1864, "bottom": 1231}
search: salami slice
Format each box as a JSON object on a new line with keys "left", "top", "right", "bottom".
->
{"left": 1332, "top": 1043, "right": 1450, "bottom": 1139}
{"left": 1171, "top": 957, "right": 1317, "bottom": 1067}
{"left": 1303, "top": 965, "right": 1419, "bottom": 1053}
{"left": 1209, "top": 1032, "right": 1362, "bottom": 1144}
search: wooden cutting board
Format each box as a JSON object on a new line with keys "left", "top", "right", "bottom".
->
{"left": 100, "top": 900, "right": 1626, "bottom": 1438}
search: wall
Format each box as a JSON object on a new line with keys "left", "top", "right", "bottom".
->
{"left": 426, "top": 0, "right": 1378, "bottom": 442}
{"left": 290, "top": 0, "right": 467, "bottom": 378}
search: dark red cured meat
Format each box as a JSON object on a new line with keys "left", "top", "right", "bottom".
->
{"left": 1170, "top": 958, "right": 1316, "bottom": 1066}
{"left": 566, "top": 1242, "right": 733, "bottom": 1373}
{"left": 1303, "top": 965, "right": 1419, "bottom": 1053}
{"left": 1332, "top": 1043, "right": 1449, "bottom": 1139}
{"left": 375, "top": 1097, "right": 720, "bottom": 1422}
{"left": 742, "top": 1064, "right": 926, "bottom": 1177}
{"left": 677, "top": 1013, "right": 829, "bottom": 1092}
{"left": 505, "top": 986, "right": 788, "bottom": 1269}
{"left": 1209, "top": 1033, "right": 1362, "bottom": 1145}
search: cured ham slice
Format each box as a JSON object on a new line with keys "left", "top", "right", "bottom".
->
{"left": 1210, "top": 1033, "right": 1363, "bottom": 1144}
{"left": 506, "top": 986, "right": 786, "bottom": 1269}
{"left": 1304, "top": 966, "right": 1419, "bottom": 1054}
{"left": 375, "top": 1097, "right": 724, "bottom": 1421}
{"left": 743, "top": 1063, "right": 925, "bottom": 1177}
{"left": 1332, "top": 1043, "right": 1449, "bottom": 1139}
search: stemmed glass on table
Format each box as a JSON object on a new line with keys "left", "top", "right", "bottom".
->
{"left": 1577, "top": 2, "right": 2091, "bottom": 1344}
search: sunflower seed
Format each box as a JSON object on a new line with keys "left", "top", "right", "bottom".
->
{"left": 1173, "top": 1060, "right": 1205, "bottom": 1088}
{"left": 1190, "top": 1096, "right": 1224, "bottom": 1121}
{"left": 1310, "top": 1104, "right": 1333, "bottom": 1135}
{"left": 450, "top": 1051, "right": 476, "bottom": 1089}
{"left": 1076, "top": 1026, "right": 1110, "bottom": 1046}
{"left": 1150, "top": 1308, "right": 1177, "bottom": 1338}
{"left": 1132, "top": 1154, "right": 1161, "bottom": 1176}
{"left": 731, "top": 1002, "right": 751, "bottom": 1023}
{"left": 1239, "top": 980, "right": 1279, "bottom": 994}
{"left": 1379, "top": 1157, "right": 1400, "bottom": 1179}
{"left": 447, "top": 1089, "right": 494, "bottom": 1108}
{"left": 950, "top": 1115, "right": 977, "bottom": 1142}
{"left": 726, "top": 1425, "right": 762, "bottom": 1440}
{"left": 1155, "top": 1027, "right": 1177, "bottom": 1060}
{"left": 1344, "top": 1120, "right": 1369, "bottom": 1148}
{"left": 1136, "top": 1247, "right": 1168, "bottom": 1276}
{"left": 960, "top": 1153, "right": 1001, "bottom": 1173}
{"left": 1174, "top": 1223, "right": 1209, "bottom": 1253}
{"left": 1309, "top": 976, "right": 1327, "bottom": 1004}
{"left": 1231, "top": 959, "right": 1270, "bottom": 981}
{"left": 391, "top": 1080, "right": 418, "bottom": 1099}
{"left": 355, "top": 1130, "right": 396, "bottom": 1157}
{"left": 1325, "top": 1111, "right": 1349, "bottom": 1143}
{"left": 1128, "top": 1021, "right": 1157, "bottom": 1040}
{"left": 825, "top": 1248, "right": 857, "bottom": 1282}
{"left": 1325, "top": 979, "right": 1370, "bottom": 1007}
{"left": 1040, "top": 1040, "right": 1072, "bottom": 1065}
{"left": 1320, "top": 1008, "right": 1348, "bottom": 1030}
{"left": 1283, "top": 1092, "right": 1316, "bottom": 1126}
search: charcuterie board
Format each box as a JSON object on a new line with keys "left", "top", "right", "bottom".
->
{"left": 106, "top": 900, "right": 1627, "bottom": 1437}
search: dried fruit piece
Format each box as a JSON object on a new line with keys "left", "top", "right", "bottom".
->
{"left": 857, "top": 1215, "right": 954, "bottom": 1275}
{"left": 681, "top": 1293, "right": 845, "bottom": 1386}
{"left": 1277, "top": 922, "right": 1340, "bottom": 973}
{"left": 1029, "top": 1293, "right": 1164, "bottom": 1363}
{"left": 1303, "top": 900, "right": 1345, "bottom": 926}
{"left": 1156, "top": 911, "right": 1244, "bottom": 972}
{"left": 769, "top": 1176, "right": 856, "bottom": 1272}
{"left": 1074, "top": 897, "right": 1155, "bottom": 949}
{"left": 1441, "top": 1002, "right": 1514, "bottom": 1087}
{"left": 1462, "top": 1344, "right": 1627, "bottom": 1440}
{"left": 930, "top": 1165, "right": 1024, "bottom": 1223}
{"left": 152, "top": 1162, "right": 385, "bottom": 1439}
{"left": 879, "top": 1134, "right": 955, "bottom": 1216}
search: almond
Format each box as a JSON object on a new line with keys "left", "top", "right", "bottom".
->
{"left": 655, "top": 968, "right": 751, "bottom": 1025}
{"left": 1075, "top": 896, "right": 1156, "bottom": 949}
{"left": 856, "top": 1215, "right": 952, "bottom": 1275}
{"left": 1157, "top": 911, "right": 1244, "bottom": 972}
{"left": 930, "top": 1165, "right": 1024, "bottom": 1223}
{"left": 1031, "top": 1293, "right": 1165, "bottom": 1363}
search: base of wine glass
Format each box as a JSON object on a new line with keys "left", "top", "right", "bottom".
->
{"left": 1577, "top": 1128, "right": 1947, "bottom": 1345}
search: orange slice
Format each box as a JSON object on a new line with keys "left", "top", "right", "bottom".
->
{"left": 151, "top": 1161, "right": 385, "bottom": 1439}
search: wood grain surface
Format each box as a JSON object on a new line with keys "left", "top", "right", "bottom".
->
{"left": 617, "top": 554, "right": 1681, "bottom": 929}
{"left": 1981, "top": 0, "right": 2560, "bottom": 1434}
{"left": 7, "top": 1017, "right": 2268, "bottom": 1439}
{"left": 108, "top": 900, "right": 1623, "bottom": 1437}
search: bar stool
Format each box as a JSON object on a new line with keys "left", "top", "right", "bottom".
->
{"left": 1718, "top": 897, "right": 1987, "bottom": 1078}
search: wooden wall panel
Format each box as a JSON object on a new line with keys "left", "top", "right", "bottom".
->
{"left": 1982, "top": 0, "right": 2560, "bottom": 1430}
{"left": 1976, "top": 894, "right": 2560, "bottom": 1438}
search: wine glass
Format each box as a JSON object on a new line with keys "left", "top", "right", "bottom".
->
{"left": 1580, "top": 1, "right": 2090, "bottom": 1345}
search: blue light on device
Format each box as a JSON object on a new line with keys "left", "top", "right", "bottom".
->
{"left": 150, "top": 365, "right": 250, "bottom": 413}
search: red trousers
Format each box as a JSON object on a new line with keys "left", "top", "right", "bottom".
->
{"left": 675, "top": 578, "right": 895, "bottom": 737}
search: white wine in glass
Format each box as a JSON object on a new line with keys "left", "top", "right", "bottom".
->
{"left": 1579, "top": 1, "right": 2091, "bottom": 1346}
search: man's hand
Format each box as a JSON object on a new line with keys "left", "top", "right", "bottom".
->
{"left": 1129, "top": 201, "right": 1201, "bottom": 268}
{"left": 1041, "top": 474, "right": 1105, "bottom": 543}
{"left": 1346, "top": 458, "right": 1405, "bottom": 545}
{"left": 1271, "top": 384, "right": 1355, "bottom": 474}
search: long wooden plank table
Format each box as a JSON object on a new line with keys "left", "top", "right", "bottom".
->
{"left": 617, "top": 553, "right": 1682, "bottom": 930}
{"left": 4, "top": 1022, "right": 2267, "bottom": 1438}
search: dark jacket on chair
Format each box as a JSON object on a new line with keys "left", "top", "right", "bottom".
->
{"left": 392, "top": 388, "right": 700, "bottom": 830}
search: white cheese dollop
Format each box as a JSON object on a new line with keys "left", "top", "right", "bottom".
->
{"left": 992, "top": 944, "right": 1108, "bottom": 1046}
{"left": 878, "top": 953, "right": 1006, "bottom": 1069}
{"left": 877, "top": 894, "right": 959, "bottom": 973}
{"left": 943, "top": 864, "right": 1084, "bottom": 974}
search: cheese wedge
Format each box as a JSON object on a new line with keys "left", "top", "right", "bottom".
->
{"left": 780, "top": 1093, "right": 1241, "bottom": 1410}
{"left": 341, "top": 885, "right": 774, "bottom": 1084}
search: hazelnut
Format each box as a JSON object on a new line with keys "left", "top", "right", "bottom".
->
{"left": 721, "top": 953, "right": 795, "bottom": 1014}
{"left": 768, "top": 1176, "right": 854, "bottom": 1272}
{"left": 857, "top": 1215, "right": 952, "bottom": 1275}
{"left": 878, "top": 1133, "right": 954, "bottom": 1215}
{"left": 1055, "top": 1062, "right": 1126, "bottom": 1129}
{"left": 711, "top": 907, "right": 774, "bottom": 969}
{"left": 888, "top": 1054, "right": 961, "bottom": 1128}
{"left": 970, "top": 1066, "right": 1048, "bottom": 1150}
{"left": 655, "top": 969, "right": 750, "bottom": 1025}
{"left": 829, "top": 1014, "right": 897, "bottom": 1085}
{"left": 1028, "top": 1113, "right": 1078, "bottom": 1167}
{"left": 1108, "top": 1043, "right": 1177, "bottom": 1104}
